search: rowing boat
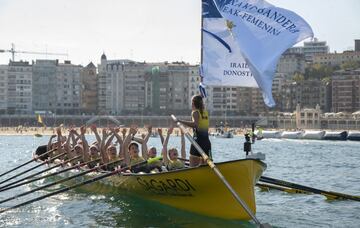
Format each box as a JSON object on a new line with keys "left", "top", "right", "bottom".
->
{"left": 49, "top": 158, "right": 266, "bottom": 220}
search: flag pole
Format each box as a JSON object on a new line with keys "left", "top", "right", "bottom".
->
{"left": 200, "top": 0, "right": 204, "bottom": 68}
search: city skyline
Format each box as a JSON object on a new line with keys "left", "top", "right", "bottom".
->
{"left": 0, "top": 0, "right": 359, "bottom": 66}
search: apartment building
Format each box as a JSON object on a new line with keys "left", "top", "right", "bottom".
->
{"left": 313, "top": 51, "right": 360, "bottom": 66}
{"left": 97, "top": 54, "right": 126, "bottom": 114}
{"left": 295, "top": 104, "right": 321, "bottom": 129}
{"left": 332, "top": 68, "right": 360, "bottom": 113}
{"left": 303, "top": 38, "right": 329, "bottom": 63}
{"left": 210, "top": 86, "right": 238, "bottom": 115}
{"left": 279, "top": 80, "right": 322, "bottom": 112}
{"left": 32, "top": 60, "right": 57, "bottom": 113}
{"left": 122, "top": 61, "right": 148, "bottom": 113}
{"left": 80, "top": 62, "right": 97, "bottom": 114}
{"left": 98, "top": 54, "right": 152, "bottom": 114}
{"left": 188, "top": 65, "right": 201, "bottom": 110}
{"left": 7, "top": 61, "right": 32, "bottom": 114}
{"left": 54, "top": 61, "right": 82, "bottom": 114}
{"left": 276, "top": 53, "right": 306, "bottom": 77}
{"left": 0, "top": 65, "right": 7, "bottom": 113}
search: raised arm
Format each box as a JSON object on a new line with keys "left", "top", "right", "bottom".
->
{"left": 133, "top": 126, "right": 150, "bottom": 160}
{"left": 47, "top": 134, "right": 57, "bottom": 151}
{"left": 130, "top": 135, "right": 148, "bottom": 160}
{"left": 55, "top": 127, "right": 64, "bottom": 156}
{"left": 90, "top": 124, "right": 101, "bottom": 145}
{"left": 113, "top": 128, "right": 124, "bottom": 158}
{"left": 122, "top": 126, "right": 137, "bottom": 166}
{"left": 180, "top": 128, "right": 186, "bottom": 162}
{"left": 104, "top": 129, "right": 116, "bottom": 151}
{"left": 80, "top": 126, "right": 90, "bottom": 162}
{"left": 144, "top": 125, "right": 152, "bottom": 143}
{"left": 71, "top": 128, "right": 80, "bottom": 147}
{"left": 100, "top": 128, "right": 110, "bottom": 164}
{"left": 128, "top": 127, "right": 150, "bottom": 159}
{"left": 114, "top": 127, "right": 123, "bottom": 145}
{"left": 161, "top": 127, "right": 173, "bottom": 164}
{"left": 158, "top": 128, "right": 164, "bottom": 145}
{"left": 63, "top": 129, "right": 74, "bottom": 155}
{"left": 121, "top": 128, "right": 127, "bottom": 141}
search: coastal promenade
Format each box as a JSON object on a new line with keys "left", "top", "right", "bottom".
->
{"left": 0, "top": 114, "right": 359, "bottom": 132}
{"left": 0, "top": 114, "right": 261, "bottom": 128}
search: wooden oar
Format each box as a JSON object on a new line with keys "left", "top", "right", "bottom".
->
{"left": 256, "top": 183, "right": 310, "bottom": 194}
{"left": 0, "top": 159, "right": 120, "bottom": 205}
{"left": 0, "top": 148, "right": 55, "bottom": 179}
{"left": 0, "top": 160, "right": 147, "bottom": 214}
{"left": 0, "top": 152, "right": 66, "bottom": 186}
{"left": 260, "top": 176, "right": 360, "bottom": 201}
{"left": 0, "top": 156, "right": 81, "bottom": 192}
{"left": 171, "top": 115, "right": 270, "bottom": 228}
{"left": 0, "top": 158, "right": 100, "bottom": 193}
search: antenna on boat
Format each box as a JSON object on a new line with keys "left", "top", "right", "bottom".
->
{"left": 244, "top": 133, "right": 252, "bottom": 156}
{"left": 251, "top": 123, "right": 256, "bottom": 144}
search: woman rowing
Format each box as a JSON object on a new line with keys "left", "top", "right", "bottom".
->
{"left": 87, "top": 144, "right": 101, "bottom": 168}
{"left": 131, "top": 125, "right": 163, "bottom": 172}
{"left": 99, "top": 127, "right": 121, "bottom": 171}
{"left": 175, "top": 95, "right": 211, "bottom": 167}
{"left": 161, "top": 127, "right": 186, "bottom": 171}
{"left": 122, "top": 126, "right": 151, "bottom": 173}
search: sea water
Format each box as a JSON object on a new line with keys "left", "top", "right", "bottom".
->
{"left": 0, "top": 135, "right": 359, "bottom": 228}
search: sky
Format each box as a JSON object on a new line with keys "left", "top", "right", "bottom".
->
{"left": 0, "top": 0, "right": 359, "bottom": 66}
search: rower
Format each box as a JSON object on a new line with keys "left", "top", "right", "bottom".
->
{"left": 161, "top": 127, "right": 186, "bottom": 171}
{"left": 146, "top": 146, "right": 163, "bottom": 172}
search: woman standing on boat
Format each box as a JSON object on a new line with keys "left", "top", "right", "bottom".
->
{"left": 176, "top": 95, "right": 211, "bottom": 167}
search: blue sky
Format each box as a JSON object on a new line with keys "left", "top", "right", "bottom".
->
{"left": 0, "top": 0, "right": 359, "bottom": 66}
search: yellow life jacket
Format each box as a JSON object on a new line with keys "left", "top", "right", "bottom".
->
{"left": 130, "top": 156, "right": 145, "bottom": 166}
{"left": 167, "top": 159, "right": 184, "bottom": 170}
{"left": 147, "top": 156, "right": 162, "bottom": 167}
{"left": 192, "top": 109, "right": 209, "bottom": 137}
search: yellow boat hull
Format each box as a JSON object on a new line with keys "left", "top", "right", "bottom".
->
{"left": 60, "top": 159, "right": 266, "bottom": 220}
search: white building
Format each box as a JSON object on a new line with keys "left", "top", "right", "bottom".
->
{"left": 32, "top": 60, "right": 58, "bottom": 113}
{"left": 210, "top": 86, "right": 238, "bottom": 114}
{"left": 276, "top": 53, "right": 306, "bottom": 77}
{"left": 7, "top": 61, "right": 33, "bottom": 114}
{"left": 188, "top": 65, "right": 201, "bottom": 109}
{"left": 98, "top": 54, "right": 151, "bottom": 114}
{"left": 55, "top": 61, "right": 82, "bottom": 114}
{"left": 313, "top": 51, "right": 360, "bottom": 66}
{"left": 303, "top": 38, "right": 329, "bottom": 63}
{"left": 0, "top": 65, "right": 7, "bottom": 113}
{"left": 295, "top": 104, "right": 321, "bottom": 129}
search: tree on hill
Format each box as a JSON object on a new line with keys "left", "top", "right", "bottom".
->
{"left": 340, "top": 61, "right": 360, "bottom": 70}
{"left": 305, "top": 64, "right": 338, "bottom": 80}
{"left": 292, "top": 72, "right": 304, "bottom": 82}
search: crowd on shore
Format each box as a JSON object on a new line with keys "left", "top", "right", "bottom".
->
{"left": 0, "top": 126, "right": 248, "bottom": 136}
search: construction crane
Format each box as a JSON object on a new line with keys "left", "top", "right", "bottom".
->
{"left": 0, "top": 43, "right": 68, "bottom": 61}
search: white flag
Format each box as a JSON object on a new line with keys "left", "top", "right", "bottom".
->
{"left": 209, "top": 0, "right": 314, "bottom": 107}
{"left": 202, "top": 0, "right": 258, "bottom": 87}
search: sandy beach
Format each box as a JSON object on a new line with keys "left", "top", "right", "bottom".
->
{"left": 0, "top": 126, "right": 247, "bottom": 137}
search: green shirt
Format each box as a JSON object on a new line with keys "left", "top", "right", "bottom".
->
{"left": 167, "top": 159, "right": 184, "bottom": 170}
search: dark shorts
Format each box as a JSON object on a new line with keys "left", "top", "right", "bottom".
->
{"left": 190, "top": 136, "right": 211, "bottom": 158}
